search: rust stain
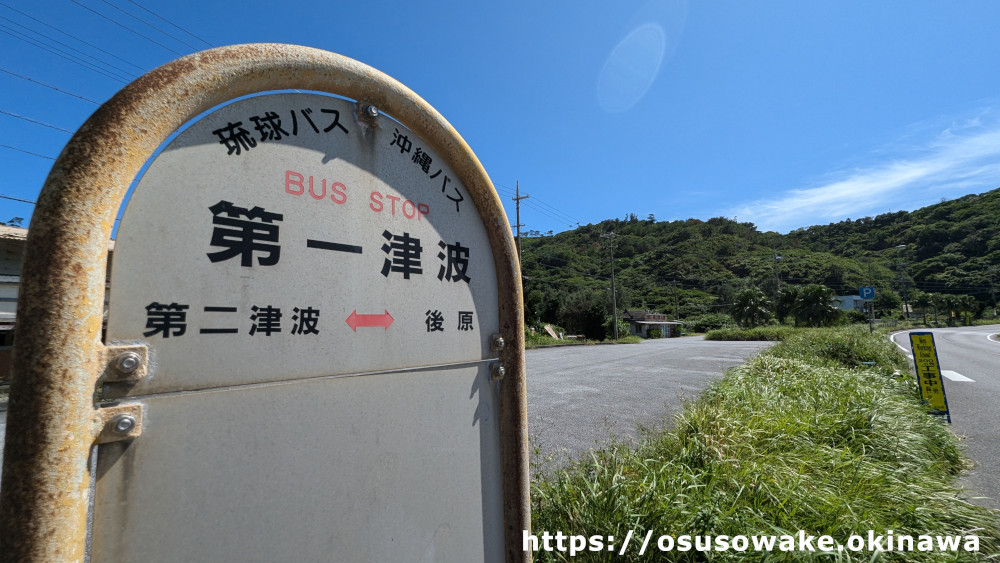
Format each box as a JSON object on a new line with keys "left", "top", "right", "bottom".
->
{"left": 0, "top": 43, "right": 530, "bottom": 562}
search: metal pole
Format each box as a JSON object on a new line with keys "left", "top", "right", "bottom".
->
{"left": 0, "top": 44, "right": 532, "bottom": 563}
{"left": 773, "top": 248, "right": 782, "bottom": 296}
{"left": 867, "top": 259, "right": 874, "bottom": 333}
{"left": 512, "top": 182, "right": 528, "bottom": 265}
{"left": 604, "top": 232, "right": 619, "bottom": 340}
{"left": 672, "top": 280, "right": 679, "bottom": 321}
{"left": 869, "top": 295, "right": 875, "bottom": 334}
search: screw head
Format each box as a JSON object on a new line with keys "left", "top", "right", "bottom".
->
{"left": 111, "top": 414, "right": 136, "bottom": 435}
{"left": 115, "top": 352, "right": 142, "bottom": 374}
{"left": 490, "top": 364, "right": 506, "bottom": 381}
{"left": 365, "top": 105, "right": 379, "bottom": 118}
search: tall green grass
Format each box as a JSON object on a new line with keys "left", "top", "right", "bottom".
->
{"left": 704, "top": 325, "right": 796, "bottom": 341}
{"left": 531, "top": 326, "right": 999, "bottom": 561}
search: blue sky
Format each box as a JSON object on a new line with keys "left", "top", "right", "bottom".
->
{"left": 4, "top": 0, "right": 1000, "bottom": 235}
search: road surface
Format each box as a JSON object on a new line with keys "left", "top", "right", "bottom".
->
{"left": 890, "top": 324, "right": 1000, "bottom": 510}
{"left": 0, "top": 338, "right": 776, "bottom": 484}
{"left": 526, "top": 337, "right": 772, "bottom": 474}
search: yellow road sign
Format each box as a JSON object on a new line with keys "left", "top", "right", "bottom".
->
{"left": 908, "top": 332, "right": 951, "bottom": 421}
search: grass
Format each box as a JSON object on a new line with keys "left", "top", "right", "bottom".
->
{"left": 526, "top": 333, "right": 643, "bottom": 349}
{"left": 531, "top": 325, "right": 1000, "bottom": 561}
{"left": 768, "top": 326, "right": 909, "bottom": 373}
{"left": 526, "top": 333, "right": 585, "bottom": 348}
{"left": 704, "top": 325, "right": 796, "bottom": 341}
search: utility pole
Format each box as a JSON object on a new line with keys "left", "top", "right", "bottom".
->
{"left": 896, "top": 261, "right": 909, "bottom": 321}
{"left": 603, "top": 231, "right": 619, "bottom": 340}
{"left": 990, "top": 268, "right": 998, "bottom": 318}
{"left": 512, "top": 181, "right": 529, "bottom": 263}
{"left": 672, "top": 280, "right": 680, "bottom": 321}
{"left": 772, "top": 248, "right": 782, "bottom": 297}
{"left": 866, "top": 257, "right": 875, "bottom": 334}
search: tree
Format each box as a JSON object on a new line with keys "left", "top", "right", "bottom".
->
{"left": 954, "top": 294, "right": 978, "bottom": 326}
{"left": 558, "top": 288, "right": 608, "bottom": 340}
{"left": 731, "top": 287, "right": 772, "bottom": 328}
{"left": 775, "top": 286, "right": 799, "bottom": 325}
{"left": 793, "top": 284, "right": 841, "bottom": 327}
{"left": 930, "top": 293, "right": 949, "bottom": 324}
{"left": 875, "top": 289, "right": 901, "bottom": 319}
{"left": 910, "top": 290, "right": 931, "bottom": 324}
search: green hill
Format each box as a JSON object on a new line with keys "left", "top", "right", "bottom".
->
{"left": 520, "top": 188, "right": 1000, "bottom": 337}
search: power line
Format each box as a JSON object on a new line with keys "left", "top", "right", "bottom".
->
{"left": 496, "top": 182, "right": 581, "bottom": 224}
{"left": 0, "top": 66, "right": 100, "bottom": 104}
{"left": 0, "top": 13, "right": 138, "bottom": 81}
{"left": 0, "top": 24, "right": 131, "bottom": 83}
{"left": 533, "top": 262, "right": 609, "bottom": 281}
{"left": 98, "top": 0, "right": 200, "bottom": 51}
{"left": 0, "top": 194, "right": 36, "bottom": 205}
{"left": 0, "top": 144, "right": 54, "bottom": 159}
{"left": 124, "top": 0, "right": 213, "bottom": 48}
{"left": 525, "top": 197, "right": 580, "bottom": 225}
{"left": 495, "top": 182, "right": 581, "bottom": 229}
{"left": 0, "top": 109, "right": 73, "bottom": 133}
{"left": 68, "top": 0, "right": 184, "bottom": 56}
{"left": 0, "top": 1, "right": 146, "bottom": 73}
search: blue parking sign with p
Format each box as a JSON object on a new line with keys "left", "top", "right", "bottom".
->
{"left": 860, "top": 286, "right": 875, "bottom": 299}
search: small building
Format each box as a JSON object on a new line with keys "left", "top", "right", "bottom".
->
{"left": 622, "top": 309, "right": 682, "bottom": 338}
{"left": 835, "top": 295, "right": 866, "bottom": 312}
{"left": 0, "top": 226, "right": 114, "bottom": 382}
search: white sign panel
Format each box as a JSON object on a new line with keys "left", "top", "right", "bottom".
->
{"left": 95, "top": 93, "right": 505, "bottom": 561}
{"left": 107, "top": 93, "right": 498, "bottom": 397}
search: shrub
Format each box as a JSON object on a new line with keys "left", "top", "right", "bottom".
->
{"left": 769, "top": 325, "right": 908, "bottom": 375}
{"left": 704, "top": 326, "right": 794, "bottom": 341}
{"left": 684, "top": 313, "right": 734, "bottom": 333}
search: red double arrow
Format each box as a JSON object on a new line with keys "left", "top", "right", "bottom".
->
{"left": 345, "top": 310, "right": 394, "bottom": 331}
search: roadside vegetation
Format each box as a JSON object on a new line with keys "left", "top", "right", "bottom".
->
{"left": 703, "top": 326, "right": 795, "bottom": 341}
{"left": 525, "top": 322, "right": 641, "bottom": 349}
{"left": 521, "top": 189, "right": 1000, "bottom": 342}
{"left": 531, "top": 326, "right": 1000, "bottom": 561}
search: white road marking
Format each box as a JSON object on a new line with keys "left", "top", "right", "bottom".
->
{"left": 889, "top": 334, "right": 974, "bottom": 382}
{"left": 941, "top": 370, "right": 974, "bottom": 382}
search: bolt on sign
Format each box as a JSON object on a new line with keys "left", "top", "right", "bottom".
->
{"left": 908, "top": 332, "right": 951, "bottom": 423}
{"left": 0, "top": 45, "right": 529, "bottom": 562}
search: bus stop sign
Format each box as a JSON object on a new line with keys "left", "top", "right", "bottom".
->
{"left": 0, "top": 45, "right": 529, "bottom": 562}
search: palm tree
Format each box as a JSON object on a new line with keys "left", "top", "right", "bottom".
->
{"left": 793, "top": 284, "right": 840, "bottom": 327}
{"left": 732, "top": 287, "right": 772, "bottom": 328}
{"left": 955, "top": 294, "right": 978, "bottom": 326}
{"left": 775, "top": 286, "right": 799, "bottom": 325}
{"left": 945, "top": 294, "right": 962, "bottom": 326}
{"left": 910, "top": 290, "right": 931, "bottom": 325}
{"left": 930, "top": 293, "right": 949, "bottom": 324}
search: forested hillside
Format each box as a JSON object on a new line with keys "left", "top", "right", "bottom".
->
{"left": 520, "top": 188, "right": 1000, "bottom": 337}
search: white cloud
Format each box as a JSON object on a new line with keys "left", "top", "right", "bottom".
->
{"left": 735, "top": 114, "right": 1000, "bottom": 233}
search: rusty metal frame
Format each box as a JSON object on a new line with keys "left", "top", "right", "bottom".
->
{"left": 0, "top": 44, "right": 529, "bottom": 562}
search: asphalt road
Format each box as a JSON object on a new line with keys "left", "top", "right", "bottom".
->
{"left": 890, "top": 324, "right": 1000, "bottom": 510}
{"left": 526, "top": 337, "right": 772, "bottom": 473}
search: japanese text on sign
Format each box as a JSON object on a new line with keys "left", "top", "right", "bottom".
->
{"left": 108, "top": 92, "right": 499, "bottom": 395}
{"left": 908, "top": 332, "right": 950, "bottom": 419}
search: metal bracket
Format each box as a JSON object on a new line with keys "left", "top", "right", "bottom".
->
{"left": 101, "top": 344, "right": 149, "bottom": 383}
{"left": 95, "top": 403, "right": 144, "bottom": 444}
